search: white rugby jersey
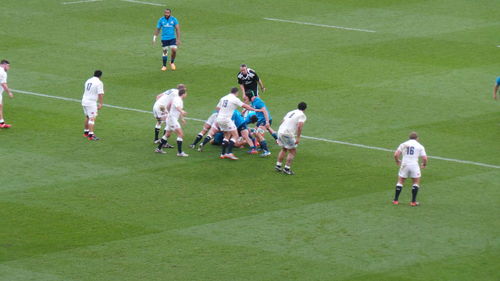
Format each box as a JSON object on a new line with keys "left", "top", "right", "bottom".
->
{"left": 397, "top": 139, "right": 426, "bottom": 165}
{"left": 0, "top": 67, "right": 7, "bottom": 95}
{"left": 81, "top": 77, "right": 104, "bottom": 106}
{"left": 216, "top": 93, "right": 244, "bottom": 119}
{"left": 278, "top": 109, "right": 307, "bottom": 136}
{"left": 169, "top": 96, "right": 183, "bottom": 121}
{"left": 155, "top": 88, "right": 179, "bottom": 109}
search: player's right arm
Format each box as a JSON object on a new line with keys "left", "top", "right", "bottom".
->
{"left": 394, "top": 150, "right": 402, "bottom": 166}
{"left": 242, "top": 103, "right": 259, "bottom": 112}
{"left": 494, "top": 84, "right": 499, "bottom": 100}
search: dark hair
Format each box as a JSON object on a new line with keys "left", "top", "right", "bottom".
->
{"left": 409, "top": 132, "right": 418, "bottom": 140}
{"left": 177, "top": 84, "right": 186, "bottom": 90}
{"left": 0, "top": 59, "right": 10, "bottom": 65}
{"left": 230, "top": 87, "right": 239, "bottom": 94}
{"left": 245, "top": 90, "right": 255, "bottom": 100}
{"left": 165, "top": 8, "right": 172, "bottom": 12}
{"left": 298, "top": 102, "right": 307, "bottom": 111}
{"left": 94, "top": 70, "right": 102, "bottom": 77}
{"left": 240, "top": 64, "right": 247, "bottom": 68}
{"left": 178, "top": 88, "right": 186, "bottom": 96}
{"left": 249, "top": 114, "right": 258, "bottom": 123}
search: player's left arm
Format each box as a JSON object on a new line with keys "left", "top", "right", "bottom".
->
{"left": 257, "top": 77, "right": 266, "bottom": 92}
{"left": 420, "top": 155, "right": 428, "bottom": 169}
{"left": 494, "top": 83, "right": 499, "bottom": 100}
{"left": 262, "top": 107, "right": 270, "bottom": 127}
{"left": 97, "top": 93, "right": 103, "bottom": 110}
{"left": 175, "top": 22, "right": 181, "bottom": 45}
{"left": 295, "top": 122, "right": 304, "bottom": 144}
{"left": 1, "top": 82, "right": 14, "bottom": 98}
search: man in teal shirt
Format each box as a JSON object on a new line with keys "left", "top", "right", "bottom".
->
{"left": 153, "top": 9, "right": 181, "bottom": 71}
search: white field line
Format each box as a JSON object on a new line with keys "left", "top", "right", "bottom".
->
{"left": 62, "top": 0, "right": 101, "bottom": 4}
{"left": 11, "top": 89, "right": 499, "bottom": 169}
{"left": 263, "top": 17, "right": 376, "bottom": 33}
{"left": 120, "top": 0, "right": 164, "bottom": 6}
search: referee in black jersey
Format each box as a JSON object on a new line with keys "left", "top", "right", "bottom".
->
{"left": 237, "top": 64, "right": 266, "bottom": 97}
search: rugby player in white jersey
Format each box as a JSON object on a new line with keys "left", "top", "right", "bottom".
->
{"left": 152, "top": 84, "right": 185, "bottom": 148}
{"left": 392, "top": 132, "right": 428, "bottom": 206}
{"left": 189, "top": 110, "right": 218, "bottom": 149}
{"left": 155, "top": 88, "right": 189, "bottom": 156}
{"left": 0, "top": 60, "right": 14, "bottom": 128}
{"left": 275, "top": 102, "right": 307, "bottom": 175}
{"left": 215, "top": 87, "right": 259, "bottom": 160}
{"left": 81, "top": 70, "right": 104, "bottom": 140}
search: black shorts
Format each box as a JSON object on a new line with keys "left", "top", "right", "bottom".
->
{"left": 162, "top": 39, "right": 177, "bottom": 47}
{"left": 244, "top": 86, "right": 259, "bottom": 96}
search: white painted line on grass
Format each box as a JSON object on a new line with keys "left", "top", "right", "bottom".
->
{"left": 62, "top": 0, "right": 101, "bottom": 4}
{"left": 11, "top": 89, "right": 499, "bottom": 169}
{"left": 120, "top": 0, "right": 164, "bottom": 6}
{"left": 263, "top": 17, "right": 376, "bottom": 33}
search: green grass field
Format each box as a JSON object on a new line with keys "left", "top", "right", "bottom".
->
{"left": 1, "top": 0, "right": 499, "bottom": 280}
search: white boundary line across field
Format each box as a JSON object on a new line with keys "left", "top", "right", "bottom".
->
{"left": 61, "top": 0, "right": 102, "bottom": 4}
{"left": 263, "top": 18, "right": 376, "bottom": 33}
{"left": 11, "top": 89, "right": 500, "bottom": 170}
{"left": 120, "top": 0, "right": 164, "bottom": 6}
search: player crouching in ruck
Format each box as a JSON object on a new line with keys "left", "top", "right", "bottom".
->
{"left": 275, "top": 102, "right": 307, "bottom": 175}
{"left": 392, "top": 132, "right": 428, "bottom": 206}
{"left": 215, "top": 87, "right": 260, "bottom": 160}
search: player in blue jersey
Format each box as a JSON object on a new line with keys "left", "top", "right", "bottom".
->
{"left": 245, "top": 91, "right": 278, "bottom": 157}
{"left": 197, "top": 110, "right": 257, "bottom": 152}
{"left": 493, "top": 77, "right": 500, "bottom": 100}
{"left": 153, "top": 9, "right": 181, "bottom": 71}
{"left": 232, "top": 109, "right": 258, "bottom": 151}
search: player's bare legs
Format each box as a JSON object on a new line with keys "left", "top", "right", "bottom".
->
{"left": 170, "top": 47, "right": 177, "bottom": 70}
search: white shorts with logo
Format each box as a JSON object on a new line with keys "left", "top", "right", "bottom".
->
{"left": 277, "top": 132, "right": 297, "bottom": 149}
{"left": 205, "top": 112, "right": 218, "bottom": 126}
{"left": 153, "top": 105, "right": 168, "bottom": 120}
{"left": 398, "top": 164, "right": 421, "bottom": 178}
{"left": 82, "top": 104, "right": 98, "bottom": 118}
{"left": 166, "top": 116, "right": 181, "bottom": 131}
{"left": 216, "top": 118, "right": 236, "bottom": 132}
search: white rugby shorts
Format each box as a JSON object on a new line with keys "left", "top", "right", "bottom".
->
{"left": 153, "top": 105, "right": 168, "bottom": 120}
{"left": 0, "top": 93, "right": 3, "bottom": 104}
{"left": 277, "top": 133, "right": 297, "bottom": 149}
{"left": 166, "top": 117, "right": 181, "bottom": 131}
{"left": 398, "top": 164, "right": 421, "bottom": 178}
{"left": 82, "top": 105, "right": 98, "bottom": 118}
{"left": 205, "top": 112, "right": 218, "bottom": 126}
{"left": 216, "top": 118, "right": 236, "bottom": 132}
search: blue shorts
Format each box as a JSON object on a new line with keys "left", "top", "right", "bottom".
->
{"left": 162, "top": 39, "right": 177, "bottom": 47}
{"left": 256, "top": 119, "right": 272, "bottom": 127}
{"left": 212, "top": 132, "right": 224, "bottom": 145}
{"left": 237, "top": 124, "right": 248, "bottom": 135}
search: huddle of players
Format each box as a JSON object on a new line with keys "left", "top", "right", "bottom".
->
{"left": 150, "top": 65, "right": 307, "bottom": 175}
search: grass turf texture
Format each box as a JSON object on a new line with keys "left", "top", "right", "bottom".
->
{"left": 1, "top": 0, "right": 499, "bottom": 280}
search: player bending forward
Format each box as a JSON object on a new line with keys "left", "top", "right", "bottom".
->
{"left": 215, "top": 87, "right": 259, "bottom": 160}
{"left": 392, "top": 132, "right": 428, "bottom": 206}
{"left": 153, "top": 84, "right": 185, "bottom": 148}
{"left": 155, "top": 88, "right": 189, "bottom": 156}
{"left": 275, "top": 102, "right": 307, "bottom": 175}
